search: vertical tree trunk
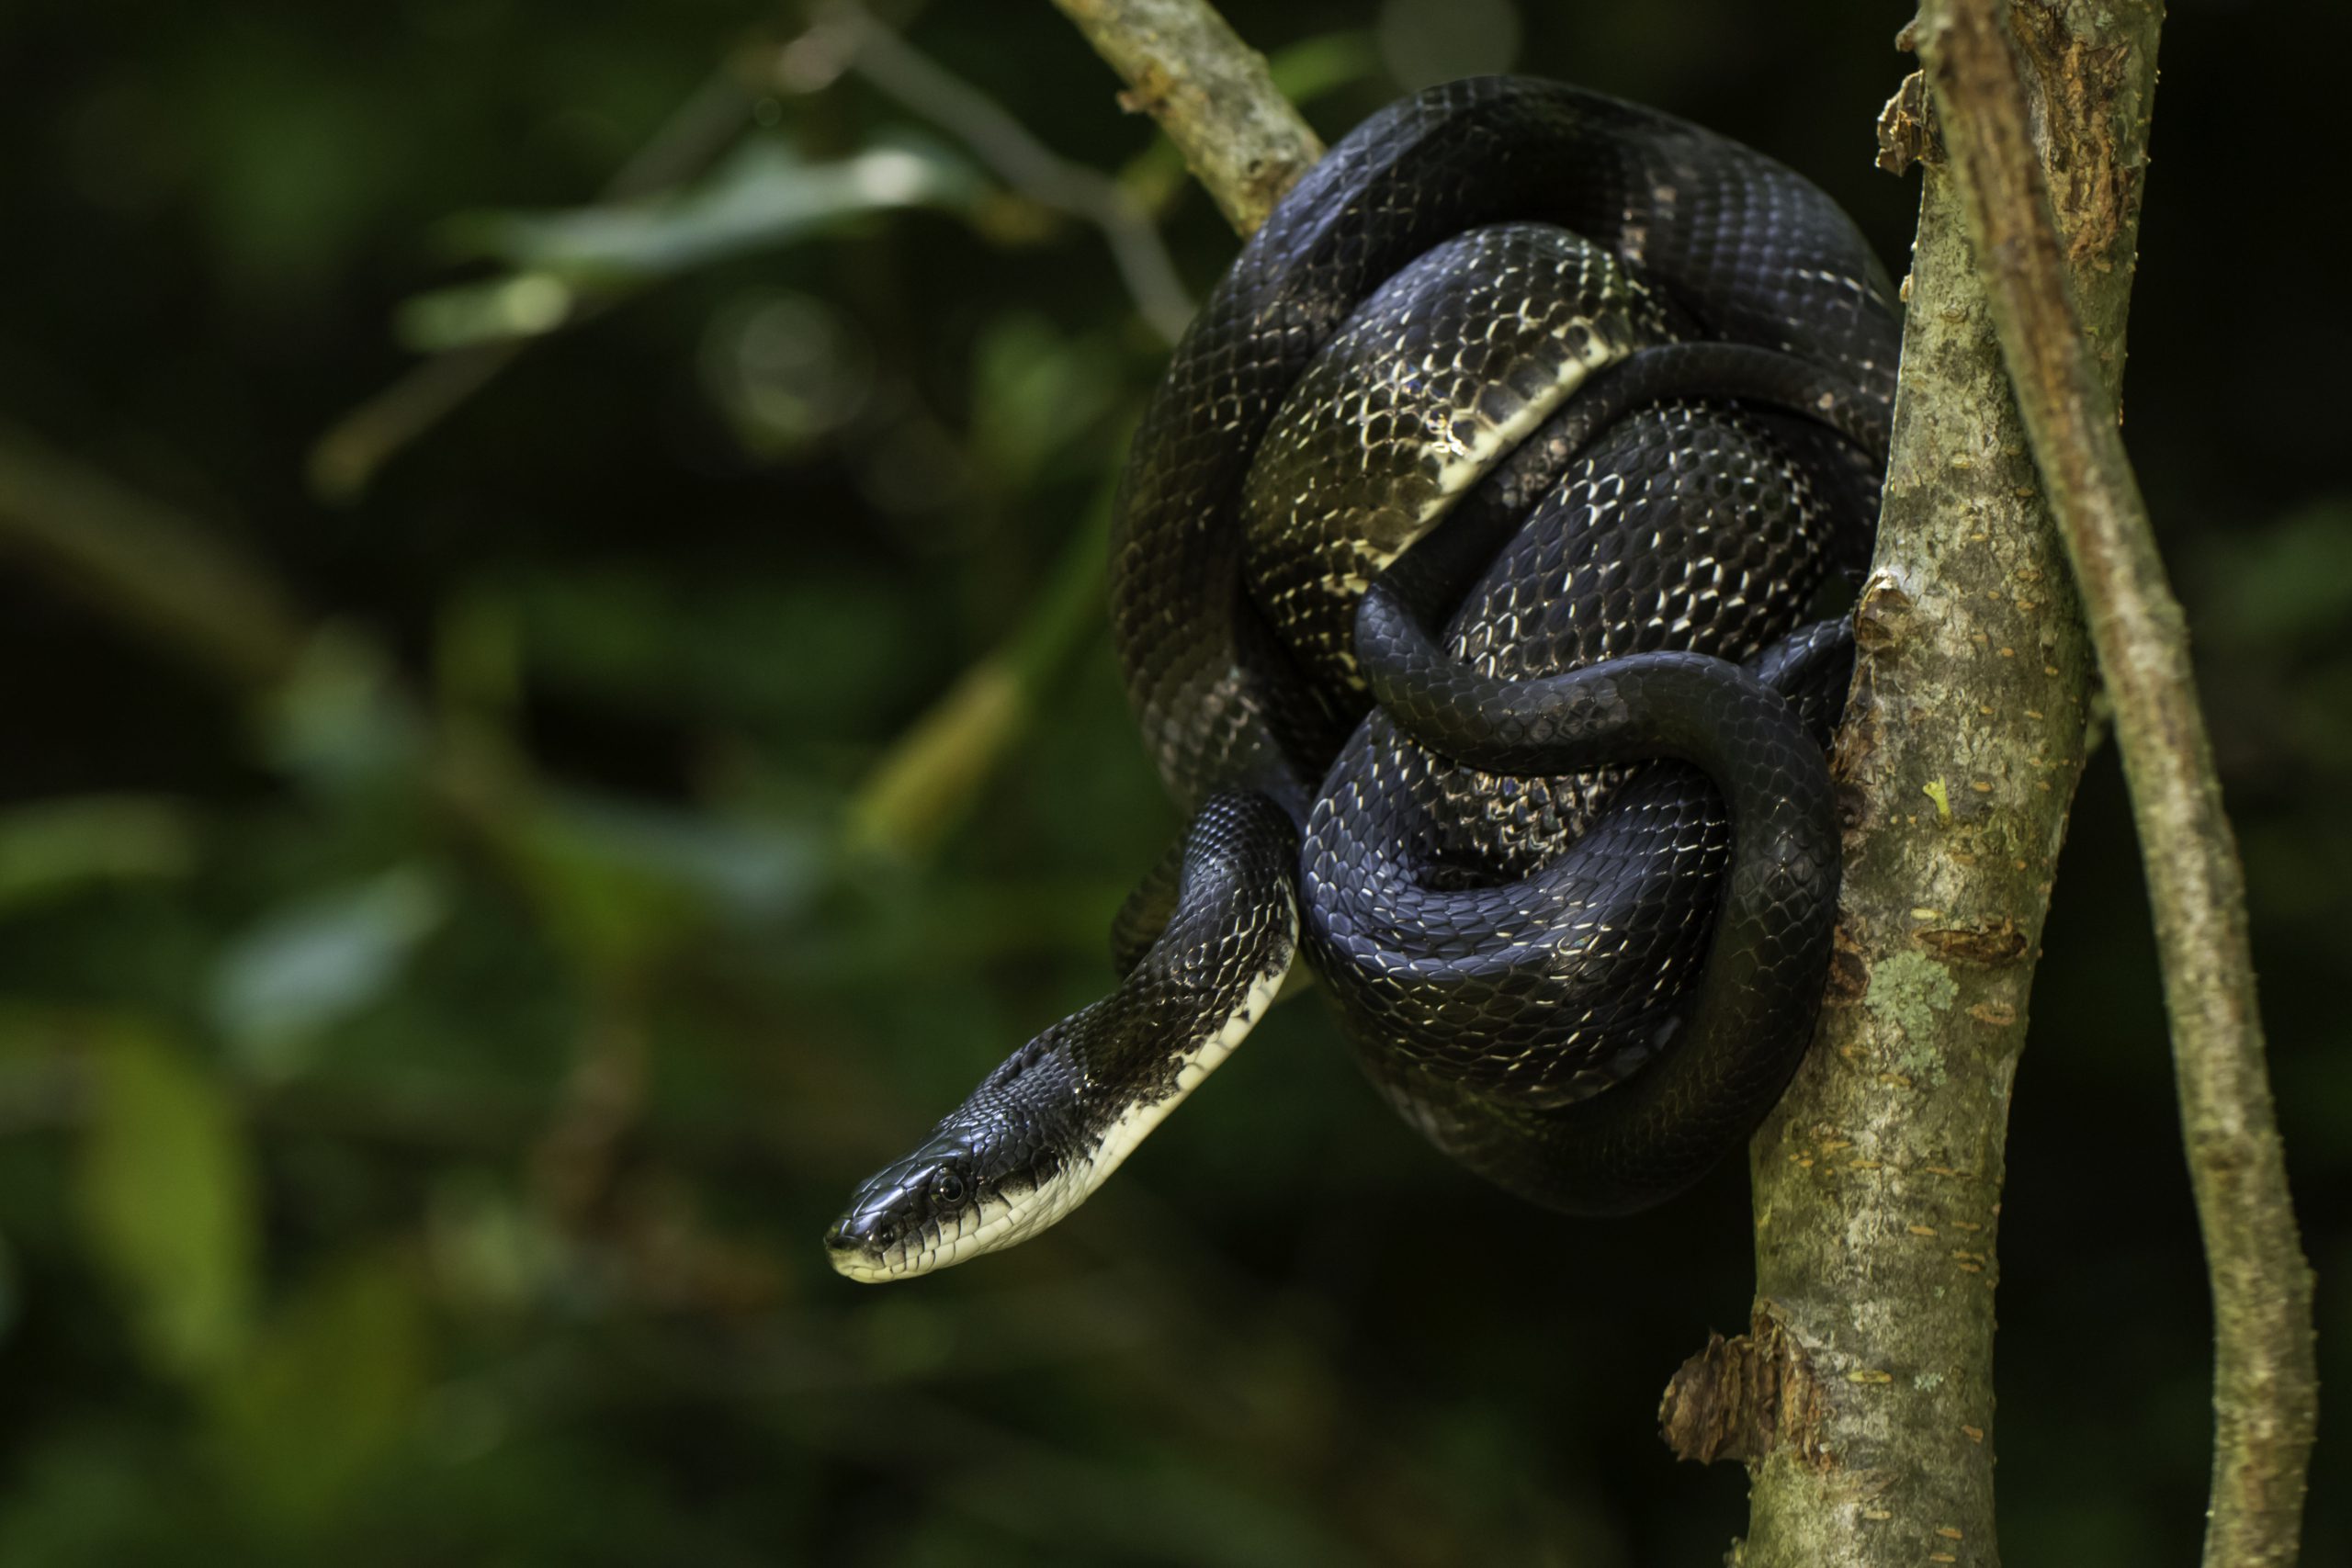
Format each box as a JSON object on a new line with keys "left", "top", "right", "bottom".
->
{"left": 1660, "top": 6, "right": 2165, "bottom": 1564}
{"left": 1920, "top": 0, "right": 2315, "bottom": 1558}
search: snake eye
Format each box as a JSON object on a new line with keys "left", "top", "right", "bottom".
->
{"left": 933, "top": 1170, "right": 967, "bottom": 1205}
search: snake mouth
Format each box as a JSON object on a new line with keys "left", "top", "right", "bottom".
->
{"left": 820, "top": 1215, "right": 905, "bottom": 1283}
{"left": 824, "top": 1181, "right": 1055, "bottom": 1283}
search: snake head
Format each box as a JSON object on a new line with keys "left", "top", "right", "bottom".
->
{"left": 823, "top": 1084, "right": 1070, "bottom": 1283}
{"left": 825, "top": 964, "right": 1277, "bottom": 1281}
{"left": 823, "top": 1138, "right": 982, "bottom": 1283}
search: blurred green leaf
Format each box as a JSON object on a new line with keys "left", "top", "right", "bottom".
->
{"left": 75, "top": 1027, "right": 257, "bottom": 1382}
{"left": 209, "top": 864, "right": 452, "bottom": 1079}
{"left": 259, "top": 629, "right": 430, "bottom": 798}
{"left": 2199, "top": 497, "right": 2352, "bottom": 657}
{"left": 504, "top": 791, "right": 825, "bottom": 968}
{"left": 207, "top": 1248, "right": 428, "bottom": 1535}
{"left": 968, "top": 313, "right": 1121, "bottom": 485}
{"left": 1267, "top": 29, "right": 1384, "bottom": 102}
{"left": 0, "top": 1227, "right": 17, "bottom": 1348}
{"left": 395, "top": 273, "right": 579, "bottom": 353}
{"left": 0, "top": 795, "right": 195, "bottom": 915}
{"left": 401, "top": 132, "right": 986, "bottom": 349}
{"left": 424, "top": 1171, "right": 564, "bottom": 1318}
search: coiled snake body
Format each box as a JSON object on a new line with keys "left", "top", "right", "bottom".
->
{"left": 828, "top": 77, "right": 1901, "bottom": 1281}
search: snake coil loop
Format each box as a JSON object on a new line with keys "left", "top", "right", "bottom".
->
{"left": 828, "top": 77, "right": 1902, "bottom": 1282}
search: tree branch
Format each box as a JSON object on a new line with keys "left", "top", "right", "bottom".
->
{"left": 1678, "top": 4, "right": 2170, "bottom": 1564}
{"left": 820, "top": 4, "right": 1194, "bottom": 342}
{"left": 837, "top": 0, "right": 1315, "bottom": 858}
{"left": 0, "top": 422, "right": 310, "bottom": 689}
{"left": 1047, "top": 0, "right": 1323, "bottom": 235}
{"left": 309, "top": 68, "right": 755, "bottom": 502}
{"left": 1917, "top": 2, "right": 2317, "bottom": 1562}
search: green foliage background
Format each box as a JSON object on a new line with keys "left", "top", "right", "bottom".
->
{"left": 1, "top": 1, "right": 2345, "bottom": 1562}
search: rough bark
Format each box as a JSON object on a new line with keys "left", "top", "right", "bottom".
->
{"left": 1918, "top": 2, "right": 2316, "bottom": 1562}
{"left": 1679, "top": 6, "right": 2162, "bottom": 1565}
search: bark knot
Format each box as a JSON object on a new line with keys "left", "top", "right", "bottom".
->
{"left": 1852, "top": 579, "right": 1915, "bottom": 657}
{"left": 2006, "top": 1, "right": 2143, "bottom": 267}
{"left": 1916, "top": 918, "right": 2030, "bottom": 966}
{"left": 1876, "top": 70, "right": 1939, "bottom": 174}
{"left": 1660, "top": 1301, "right": 1833, "bottom": 1470}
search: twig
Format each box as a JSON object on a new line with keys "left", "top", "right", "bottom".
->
{"left": 838, "top": 6, "right": 1379, "bottom": 853}
{"left": 0, "top": 422, "right": 309, "bottom": 688}
{"left": 1047, "top": 0, "right": 1323, "bottom": 235}
{"left": 309, "top": 70, "right": 756, "bottom": 502}
{"left": 846, "top": 484, "right": 1113, "bottom": 860}
{"left": 1917, "top": 2, "right": 2316, "bottom": 1562}
{"left": 312, "top": 0, "right": 1221, "bottom": 500}
{"left": 845, "top": 0, "right": 1331, "bottom": 860}
{"left": 820, "top": 4, "right": 1193, "bottom": 341}
{"left": 308, "top": 342, "right": 529, "bottom": 505}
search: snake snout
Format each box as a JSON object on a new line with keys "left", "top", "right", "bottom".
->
{"left": 821, "top": 1213, "right": 884, "bottom": 1253}
{"left": 821, "top": 1205, "right": 900, "bottom": 1277}
{"left": 823, "top": 1164, "right": 926, "bottom": 1281}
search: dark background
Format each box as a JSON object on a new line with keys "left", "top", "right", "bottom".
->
{"left": 0, "top": 0, "right": 2343, "bottom": 1562}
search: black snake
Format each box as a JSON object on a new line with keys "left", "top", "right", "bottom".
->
{"left": 827, "top": 76, "right": 1901, "bottom": 1281}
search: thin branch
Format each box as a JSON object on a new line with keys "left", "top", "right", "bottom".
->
{"left": 308, "top": 69, "right": 756, "bottom": 502}
{"left": 1047, "top": 0, "right": 1323, "bottom": 236}
{"left": 0, "top": 422, "right": 553, "bottom": 872}
{"left": 1917, "top": 2, "right": 2316, "bottom": 1562}
{"left": 820, "top": 4, "right": 1194, "bottom": 341}
{"left": 312, "top": 3, "right": 1221, "bottom": 501}
{"left": 839, "top": 0, "right": 1344, "bottom": 853}
{"left": 0, "top": 422, "right": 309, "bottom": 688}
{"left": 308, "top": 341, "right": 527, "bottom": 505}
{"left": 846, "top": 482, "right": 1113, "bottom": 860}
